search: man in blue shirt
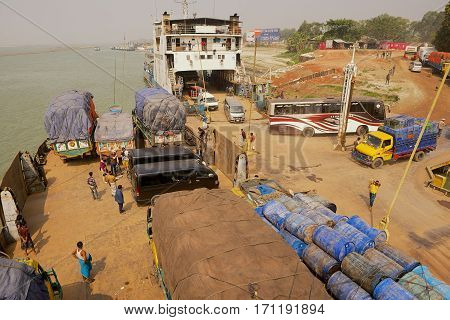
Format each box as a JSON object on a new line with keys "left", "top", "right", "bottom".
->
{"left": 114, "top": 185, "right": 125, "bottom": 214}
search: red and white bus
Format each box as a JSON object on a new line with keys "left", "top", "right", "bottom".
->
{"left": 267, "top": 97, "right": 386, "bottom": 137}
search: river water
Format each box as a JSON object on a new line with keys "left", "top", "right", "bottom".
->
{"left": 0, "top": 47, "right": 146, "bottom": 175}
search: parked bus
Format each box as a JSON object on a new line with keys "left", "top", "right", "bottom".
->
{"left": 267, "top": 97, "right": 386, "bottom": 137}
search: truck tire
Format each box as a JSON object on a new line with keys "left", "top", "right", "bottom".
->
{"left": 413, "top": 151, "right": 425, "bottom": 162}
{"left": 356, "top": 125, "right": 369, "bottom": 136}
{"left": 303, "top": 127, "right": 315, "bottom": 137}
{"left": 371, "top": 158, "right": 384, "bottom": 169}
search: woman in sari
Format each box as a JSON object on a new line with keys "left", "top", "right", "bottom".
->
{"left": 72, "top": 241, "right": 94, "bottom": 283}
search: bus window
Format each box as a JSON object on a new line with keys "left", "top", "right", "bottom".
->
{"left": 293, "top": 104, "right": 304, "bottom": 114}
{"left": 324, "top": 103, "right": 340, "bottom": 113}
{"left": 362, "top": 101, "right": 385, "bottom": 120}
{"left": 275, "top": 104, "right": 292, "bottom": 115}
{"left": 310, "top": 104, "right": 323, "bottom": 114}
{"left": 350, "top": 102, "right": 364, "bottom": 113}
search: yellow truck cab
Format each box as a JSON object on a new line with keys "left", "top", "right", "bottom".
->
{"left": 352, "top": 116, "right": 438, "bottom": 169}
{"left": 355, "top": 131, "right": 394, "bottom": 168}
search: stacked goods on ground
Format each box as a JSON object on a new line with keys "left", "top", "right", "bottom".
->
{"left": 352, "top": 115, "right": 438, "bottom": 169}
{"left": 94, "top": 106, "right": 134, "bottom": 156}
{"left": 133, "top": 88, "right": 186, "bottom": 147}
{"left": 242, "top": 179, "right": 449, "bottom": 300}
{"left": 149, "top": 189, "right": 331, "bottom": 300}
{"left": 44, "top": 90, "right": 98, "bottom": 159}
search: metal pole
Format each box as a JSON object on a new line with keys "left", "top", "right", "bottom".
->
{"left": 379, "top": 65, "right": 450, "bottom": 239}
{"left": 113, "top": 53, "right": 117, "bottom": 104}
{"left": 248, "top": 38, "right": 257, "bottom": 136}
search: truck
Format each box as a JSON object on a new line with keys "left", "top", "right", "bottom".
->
{"left": 352, "top": 115, "right": 438, "bottom": 169}
{"left": 133, "top": 87, "right": 186, "bottom": 147}
{"left": 44, "top": 90, "right": 98, "bottom": 160}
{"left": 418, "top": 46, "right": 435, "bottom": 63}
{"left": 427, "top": 51, "right": 450, "bottom": 74}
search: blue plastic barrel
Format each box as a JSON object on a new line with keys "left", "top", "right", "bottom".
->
{"left": 284, "top": 213, "right": 317, "bottom": 243}
{"left": 301, "top": 209, "right": 334, "bottom": 226}
{"left": 373, "top": 278, "right": 417, "bottom": 300}
{"left": 326, "top": 271, "right": 372, "bottom": 300}
{"left": 302, "top": 244, "right": 340, "bottom": 281}
{"left": 412, "top": 265, "right": 450, "bottom": 300}
{"left": 399, "top": 272, "right": 444, "bottom": 300}
{"left": 375, "top": 242, "right": 420, "bottom": 272}
{"left": 341, "top": 252, "right": 384, "bottom": 294}
{"left": 333, "top": 221, "right": 375, "bottom": 254}
{"left": 347, "top": 215, "right": 387, "bottom": 244}
{"left": 279, "top": 229, "right": 308, "bottom": 258}
{"left": 312, "top": 225, "right": 356, "bottom": 261}
{"left": 261, "top": 200, "right": 291, "bottom": 229}
{"left": 363, "top": 248, "right": 406, "bottom": 280}
{"left": 314, "top": 207, "right": 348, "bottom": 225}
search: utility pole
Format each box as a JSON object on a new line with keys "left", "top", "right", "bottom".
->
{"left": 334, "top": 46, "right": 357, "bottom": 151}
{"left": 247, "top": 35, "right": 258, "bottom": 140}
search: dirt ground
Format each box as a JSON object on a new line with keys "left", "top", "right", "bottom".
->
{"left": 6, "top": 46, "right": 449, "bottom": 300}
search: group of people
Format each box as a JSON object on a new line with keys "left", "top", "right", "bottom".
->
{"left": 240, "top": 128, "right": 256, "bottom": 152}
{"left": 377, "top": 51, "right": 392, "bottom": 59}
{"left": 86, "top": 147, "right": 128, "bottom": 214}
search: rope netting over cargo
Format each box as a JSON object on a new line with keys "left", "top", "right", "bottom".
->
{"left": 44, "top": 90, "right": 98, "bottom": 143}
{"left": 152, "top": 189, "right": 331, "bottom": 300}
{"left": 135, "top": 88, "right": 186, "bottom": 132}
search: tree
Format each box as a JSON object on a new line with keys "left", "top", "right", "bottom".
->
{"left": 363, "top": 14, "right": 411, "bottom": 41}
{"left": 286, "top": 32, "right": 308, "bottom": 53}
{"left": 297, "top": 21, "right": 324, "bottom": 39}
{"left": 434, "top": 2, "right": 450, "bottom": 51}
{"left": 280, "top": 28, "right": 296, "bottom": 41}
{"left": 323, "top": 19, "right": 362, "bottom": 41}
{"left": 411, "top": 11, "right": 445, "bottom": 43}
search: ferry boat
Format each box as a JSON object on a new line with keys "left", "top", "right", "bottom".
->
{"left": 144, "top": 12, "right": 247, "bottom": 97}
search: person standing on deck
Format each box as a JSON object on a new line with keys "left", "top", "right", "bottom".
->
{"left": 240, "top": 129, "right": 247, "bottom": 149}
{"left": 121, "top": 147, "right": 129, "bottom": 172}
{"left": 250, "top": 132, "right": 256, "bottom": 151}
{"left": 18, "top": 223, "right": 36, "bottom": 256}
{"left": 72, "top": 241, "right": 94, "bottom": 283}
{"left": 99, "top": 158, "right": 107, "bottom": 175}
{"left": 104, "top": 172, "right": 117, "bottom": 196}
{"left": 115, "top": 185, "right": 125, "bottom": 214}
{"left": 87, "top": 172, "right": 99, "bottom": 200}
{"left": 369, "top": 180, "right": 381, "bottom": 209}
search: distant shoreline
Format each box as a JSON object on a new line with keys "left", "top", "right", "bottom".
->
{"left": 0, "top": 45, "right": 99, "bottom": 57}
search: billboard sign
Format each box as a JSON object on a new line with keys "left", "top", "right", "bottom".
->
{"left": 256, "top": 28, "right": 281, "bottom": 42}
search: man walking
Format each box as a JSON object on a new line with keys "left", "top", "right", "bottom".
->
{"left": 369, "top": 180, "right": 381, "bottom": 210}
{"left": 115, "top": 185, "right": 125, "bottom": 214}
{"left": 87, "top": 172, "right": 99, "bottom": 200}
{"left": 18, "top": 223, "right": 36, "bottom": 256}
{"left": 385, "top": 73, "right": 391, "bottom": 85}
{"left": 240, "top": 128, "right": 247, "bottom": 149}
{"left": 104, "top": 172, "right": 117, "bottom": 197}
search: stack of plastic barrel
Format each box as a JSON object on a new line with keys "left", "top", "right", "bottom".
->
{"left": 254, "top": 190, "right": 449, "bottom": 300}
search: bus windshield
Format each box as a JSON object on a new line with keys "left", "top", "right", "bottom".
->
{"left": 366, "top": 135, "right": 382, "bottom": 148}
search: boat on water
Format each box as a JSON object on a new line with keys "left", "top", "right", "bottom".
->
{"left": 144, "top": 12, "right": 247, "bottom": 98}
{"left": 94, "top": 47, "right": 100, "bottom": 51}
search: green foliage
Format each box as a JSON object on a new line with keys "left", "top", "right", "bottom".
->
{"left": 298, "top": 21, "right": 324, "bottom": 39}
{"left": 434, "top": 2, "right": 450, "bottom": 51}
{"left": 323, "top": 19, "right": 362, "bottom": 41}
{"left": 363, "top": 14, "right": 412, "bottom": 41}
{"left": 411, "top": 11, "right": 445, "bottom": 43}
{"left": 280, "top": 28, "right": 297, "bottom": 40}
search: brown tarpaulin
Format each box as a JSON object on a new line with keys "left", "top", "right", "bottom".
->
{"left": 152, "top": 189, "right": 331, "bottom": 300}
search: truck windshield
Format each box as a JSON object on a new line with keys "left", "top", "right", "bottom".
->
{"left": 366, "top": 135, "right": 381, "bottom": 148}
{"left": 206, "top": 97, "right": 216, "bottom": 103}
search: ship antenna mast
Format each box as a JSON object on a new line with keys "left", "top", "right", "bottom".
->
{"left": 175, "top": 0, "right": 196, "bottom": 19}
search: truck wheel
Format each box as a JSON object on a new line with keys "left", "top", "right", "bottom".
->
{"left": 303, "top": 127, "right": 315, "bottom": 137}
{"left": 414, "top": 151, "right": 425, "bottom": 162}
{"left": 356, "top": 125, "right": 368, "bottom": 136}
{"left": 371, "top": 158, "right": 384, "bottom": 169}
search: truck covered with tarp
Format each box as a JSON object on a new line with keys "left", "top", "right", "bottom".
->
{"left": 44, "top": 90, "right": 98, "bottom": 159}
{"left": 133, "top": 88, "right": 186, "bottom": 147}
{"left": 94, "top": 106, "right": 134, "bottom": 156}
{"left": 0, "top": 257, "right": 62, "bottom": 300}
{"left": 148, "top": 188, "right": 331, "bottom": 300}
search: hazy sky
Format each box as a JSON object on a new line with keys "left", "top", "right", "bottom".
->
{"left": 0, "top": 0, "right": 447, "bottom": 46}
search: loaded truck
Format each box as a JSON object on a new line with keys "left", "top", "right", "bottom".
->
{"left": 352, "top": 115, "right": 438, "bottom": 169}
{"left": 427, "top": 52, "right": 450, "bottom": 75}
{"left": 44, "top": 90, "right": 98, "bottom": 160}
{"left": 133, "top": 88, "right": 186, "bottom": 147}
